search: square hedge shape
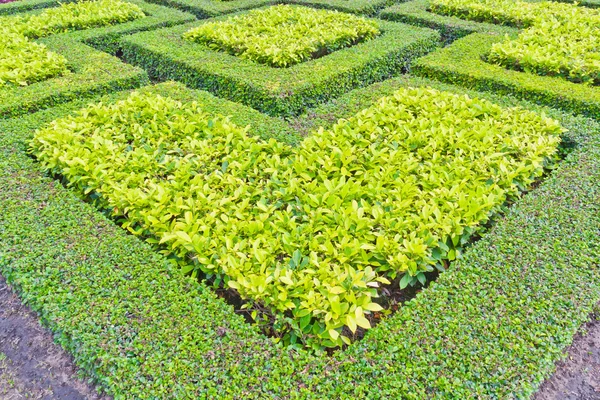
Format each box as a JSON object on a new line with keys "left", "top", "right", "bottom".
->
{"left": 122, "top": 10, "right": 440, "bottom": 116}
{"left": 141, "top": 0, "right": 395, "bottom": 19}
{"left": 183, "top": 5, "right": 380, "bottom": 67}
{"left": 379, "top": 0, "right": 510, "bottom": 41}
{"left": 412, "top": 31, "right": 600, "bottom": 119}
{"left": 0, "top": 0, "right": 195, "bottom": 118}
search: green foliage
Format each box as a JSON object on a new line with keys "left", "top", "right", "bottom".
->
{"left": 183, "top": 5, "right": 379, "bottom": 67}
{"left": 0, "top": 0, "right": 194, "bottom": 117}
{"left": 431, "top": 0, "right": 600, "bottom": 84}
{"left": 0, "top": 32, "right": 67, "bottom": 86}
{"left": 1, "top": 0, "right": 145, "bottom": 38}
{"left": 122, "top": 17, "right": 440, "bottom": 116}
{"left": 413, "top": 32, "right": 600, "bottom": 119}
{"left": 0, "top": 79, "right": 599, "bottom": 398}
{"left": 0, "top": 0, "right": 145, "bottom": 87}
{"left": 31, "top": 86, "right": 562, "bottom": 349}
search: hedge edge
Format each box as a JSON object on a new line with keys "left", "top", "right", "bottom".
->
{"left": 121, "top": 15, "right": 440, "bottom": 116}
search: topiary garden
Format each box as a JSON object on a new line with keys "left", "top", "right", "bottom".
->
{"left": 0, "top": 0, "right": 599, "bottom": 398}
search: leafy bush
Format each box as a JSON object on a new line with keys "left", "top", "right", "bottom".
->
{"left": 0, "top": 32, "right": 67, "bottom": 86}
{"left": 489, "top": 13, "right": 600, "bottom": 85}
{"left": 31, "top": 86, "right": 562, "bottom": 349}
{"left": 183, "top": 5, "right": 379, "bottom": 67}
{"left": 431, "top": 0, "right": 600, "bottom": 84}
{"left": 1, "top": 0, "right": 145, "bottom": 38}
{"left": 0, "top": 0, "right": 145, "bottom": 87}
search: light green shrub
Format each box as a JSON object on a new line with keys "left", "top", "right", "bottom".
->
{"left": 183, "top": 5, "right": 380, "bottom": 67}
{"left": 2, "top": 0, "right": 145, "bottom": 38}
{"left": 0, "top": 32, "right": 67, "bottom": 86}
{"left": 431, "top": 0, "right": 600, "bottom": 84}
{"left": 31, "top": 87, "right": 562, "bottom": 349}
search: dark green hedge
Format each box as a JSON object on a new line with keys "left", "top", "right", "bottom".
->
{"left": 142, "top": 0, "right": 273, "bottom": 19}
{"left": 0, "top": 0, "right": 78, "bottom": 15}
{"left": 142, "top": 0, "right": 396, "bottom": 19}
{"left": 1, "top": 77, "right": 599, "bottom": 398}
{"left": 412, "top": 32, "right": 600, "bottom": 119}
{"left": 379, "top": 0, "right": 509, "bottom": 42}
{"left": 284, "top": 0, "right": 396, "bottom": 15}
{"left": 0, "top": 0, "right": 195, "bottom": 119}
{"left": 121, "top": 14, "right": 439, "bottom": 116}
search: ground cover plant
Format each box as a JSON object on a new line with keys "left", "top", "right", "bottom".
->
{"left": 183, "top": 5, "right": 380, "bottom": 67}
{"left": 121, "top": 9, "right": 439, "bottom": 115}
{"left": 0, "top": 77, "right": 599, "bottom": 397}
{"left": 0, "top": 0, "right": 194, "bottom": 118}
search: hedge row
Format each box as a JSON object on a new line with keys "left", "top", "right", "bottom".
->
{"left": 0, "top": 0, "right": 195, "bottom": 118}
{"left": 379, "top": 0, "right": 511, "bottom": 42}
{"left": 142, "top": 0, "right": 394, "bottom": 19}
{"left": 121, "top": 11, "right": 440, "bottom": 116}
{"left": 1, "top": 77, "right": 599, "bottom": 397}
{"left": 412, "top": 32, "right": 600, "bottom": 119}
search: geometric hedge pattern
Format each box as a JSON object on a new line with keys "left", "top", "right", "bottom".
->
{"left": 1, "top": 0, "right": 600, "bottom": 398}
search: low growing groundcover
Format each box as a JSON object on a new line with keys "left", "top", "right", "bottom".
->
{"left": 0, "top": 78, "right": 599, "bottom": 397}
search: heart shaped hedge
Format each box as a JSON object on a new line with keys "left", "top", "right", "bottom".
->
{"left": 30, "top": 86, "right": 562, "bottom": 349}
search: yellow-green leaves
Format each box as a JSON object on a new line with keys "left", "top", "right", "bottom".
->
{"left": 1, "top": 0, "right": 145, "bottom": 39}
{"left": 182, "top": 5, "right": 380, "bottom": 67}
{"left": 431, "top": 0, "right": 600, "bottom": 84}
{"left": 31, "top": 87, "right": 562, "bottom": 350}
{"left": 0, "top": 0, "right": 145, "bottom": 87}
{"left": 0, "top": 32, "right": 67, "bottom": 87}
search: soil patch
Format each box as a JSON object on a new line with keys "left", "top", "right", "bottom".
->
{"left": 535, "top": 315, "right": 600, "bottom": 400}
{"left": 0, "top": 274, "right": 109, "bottom": 400}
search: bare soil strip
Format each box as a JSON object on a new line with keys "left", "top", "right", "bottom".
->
{"left": 0, "top": 274, "right": 109, "bottom": 400}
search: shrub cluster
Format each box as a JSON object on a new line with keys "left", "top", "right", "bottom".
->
{"left": 431, "top": 0, "right": 600, "bottom": 84}
{"left": 31, "top": 86, "right": 562, "bottom": 349}
{"left": 183, "top": 5, "right": 380, "bottom": 67}
{"left": 0, "top": 0, "right": 145, "bottom": 87}
{"left": 0, "top": 31, "right": 67, "bottom": 86}
{"left": 2, "top": 0, "right": 145, "bottom": 38}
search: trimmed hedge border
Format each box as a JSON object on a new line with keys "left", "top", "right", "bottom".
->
{"left": 142, "top": 0, "right": 397, "bottom": 19}
{"left": 412, "top": 32, "right": 600, "bottom": 119}
{"left": 142, "top": 0, "right": 273, "bottom": 19}
{"left": 379, "top": 0, "right": 600, "bottom": 37}
{"left": 0, "top": 77, "right": 599, "bottom": 398}
{"left": 121, "top": 12, "right": 440, "bottom": 116}
{"left": 0, "top": 0, "right": 195, "bottom": 119}
{"left": 379, "top": 0, "right": 509, "bottom": 41}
